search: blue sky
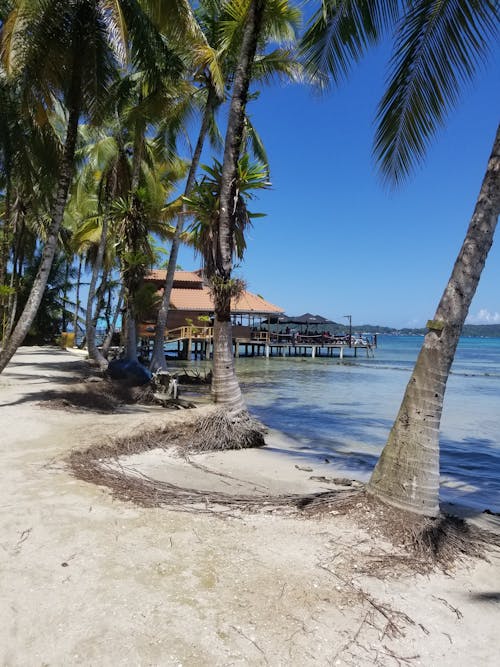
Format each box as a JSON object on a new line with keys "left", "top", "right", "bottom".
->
{"left": 176, "top": 39, "right": 500, "bottom": 329}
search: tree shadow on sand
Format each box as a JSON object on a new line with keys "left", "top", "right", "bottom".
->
{"left": 246, "top": 401, "right": 500, "bottom": 515}
{"left": 1, "top": 380, "right": 148, "bottom": 413}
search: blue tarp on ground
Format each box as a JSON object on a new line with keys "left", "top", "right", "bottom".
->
{"left": 107, "top": 359, "right": 152, "bottom": 385}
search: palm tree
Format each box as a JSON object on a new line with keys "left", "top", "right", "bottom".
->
{"left": 63, "top": 170, "right": 101, "bottom": 344}
{"left": 185, "top": 155, "right": 270, "bottom": 281}
{"left": 69, "top": 128, "right": 123, "bottom": 365}
{"left": 0, "top": 66, "right": 60, "bottom": 343}
{"left": 149, "top": 0, "right": 301, "bottom": 371}
{"left": 302, "top": 1, "right": 500, "bottom": 516}
{"left": 18, "top": 250, "right": 77, "bottom": 344}
{"left": 199, "top": 0, "right": 268, "bottom": 447}
{"left": 0, "top": 0, "right": 124, "bottom": 371}
{"left": 0, "top": 0, "right": 180, "bottom": 372}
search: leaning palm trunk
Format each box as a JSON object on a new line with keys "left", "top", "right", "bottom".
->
{"left": 86, "top": 218, "right": 109, "bottom": 369}
{"left": 150, "top": 90, "right": 216, "bottom": 372}
{"left": 368, "top": 124, "right": 500, "bottom": 517}
{"left": 0, "top": 73, "right": 82, "bottom": 373}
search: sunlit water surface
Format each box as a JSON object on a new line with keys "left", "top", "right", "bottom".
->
{"left": 172, "top": 335, "right": 500, "bottom": 513}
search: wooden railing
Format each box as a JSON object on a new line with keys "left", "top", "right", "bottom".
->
{"left": 166, "top": 325, "right": 213, "bottom": 341}
{"left": 250, "top": 330, "right": 270, "bottom": 342}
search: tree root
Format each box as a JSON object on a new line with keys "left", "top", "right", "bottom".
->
{"left": 67, "top": 417, "right": 500, "bottom": 573}
{"left": 177, "top": 407, "right": 266, "bottom": 452}
{"left": 299, "top": 490, "right": 500, "bottom": 573}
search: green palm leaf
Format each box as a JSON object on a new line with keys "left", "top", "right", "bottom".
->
{"left": 300, "top": 0, "right": 400, "bottom": 87}
{"left": 252, "top": 47, "right": 303, "bottom": 84}
{"left": 375, "top": 0, "right": 500, "bottom": 185}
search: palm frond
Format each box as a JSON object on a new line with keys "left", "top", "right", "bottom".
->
{"left": 1, "top": 4, "right": 26, "bottom": 75}
{"left": 243, "top": 115, "right": 269, "bottom": 170}
{"left": 183, "top": 154, "right": 269, "bottom": 276}
{"left": 141, "top": 0, "right": 224, "bottom": 95}
{"left": 101, "top": 0, "right": 129, "bottom": 64}
{"left": 375, "top": 0, "right": 500, "bottom": 185}
{"left": 300, "top": 0, "right": 401, "bottom": 88}
{"left": 252, "top": 47, "right": 303, "bottom": 85}
{"left": 260, "top": 0, "right": 301, "bottom": 44}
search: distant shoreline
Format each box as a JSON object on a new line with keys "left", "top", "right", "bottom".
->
{"left": 306, "top": 322, "right": 500, "bottom": 338}
{"left": 357, "top": 326, "right": 500, "bottom": 338}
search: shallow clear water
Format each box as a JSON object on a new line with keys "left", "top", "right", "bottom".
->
{"left": 175, "top": 335, "right": 500, "bottom": 513}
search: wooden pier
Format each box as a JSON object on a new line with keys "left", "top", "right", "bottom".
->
{"left": 140, "top": 326, "right": 376, "bottom": 360}
{"left": 233, "top": 339, "right": 374, "bottom": 359}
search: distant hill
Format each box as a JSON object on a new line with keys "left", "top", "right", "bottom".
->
{"left": 327, "top": 322, "right": 500, "bottom": 338}
{"left": 292, "top": 322, "right": 500, "bottom": 338}
{"left": 460, "top": 324, "right": 500, "bottom": 337}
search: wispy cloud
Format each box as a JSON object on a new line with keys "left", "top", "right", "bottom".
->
{"left": 466, "top": 309, "right": 500, "bottom": 324}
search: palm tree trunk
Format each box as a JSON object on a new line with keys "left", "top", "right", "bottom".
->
{"left": 124, "top": 303, "right": 138, "bottom": 362}
{"left": 0, "top": 65, "right": 82, "bottom": 373}
{"left": 86, "top": 218, "right": 109, "bottom": 368}
{"left": 131, "top": 124, "right": 144, "bottom": 192}
{"left": 92, "top": 272, "right": 109, "bottom": 329}
{"left": 5, "top": 267, "right": 18, "bottom": 343}
{"left": 72, "top": 256, "right": 82, "bottom": 344}
{"left": 62, "top": 258, "right": 70, "bottom": 332}
{"left": 0, "top": 179, "right": 11, "bottom": 288}
{"left": 150, "top": 87, "right": 217, "bottom": 371}
{"left": 368, "top": 124, "right": 500, "bottom": 517}
{"left": 121, "top": 122, "right": 144, "bottom": 362}
{"left": 211, "top": 313, "right": 245, "bottom": 412}
{"left": 212, "top": 0, "right": 266, "bottom": 410}
{"left": 102, "top": 283, "right": 124, "bottom": 356}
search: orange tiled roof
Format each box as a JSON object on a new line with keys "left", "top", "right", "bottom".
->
{"left": 233, "top": 291, "right": 283, "bottom": 313}
{"left": 146, "top": 270, "right": 202, "bottom": 284}
{"left": 170, "top": 288, "right": 214, "bottom": 311}
{"left": 169, "top": 286, "right": 283, "bottom": 314}
{"left": 144, "top": 269, "right": 283, "bottom": 313}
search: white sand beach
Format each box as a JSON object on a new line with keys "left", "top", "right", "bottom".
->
{"left": 1, "top": 347, "right": 500, "bottom": 666}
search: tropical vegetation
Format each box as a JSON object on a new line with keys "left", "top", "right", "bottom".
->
{"left": 0, "top": 1, "right": 498, "bottom": 519}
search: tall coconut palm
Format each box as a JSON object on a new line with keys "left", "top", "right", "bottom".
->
{"left": 0, "top": 66, "right": 60, "bottom": 341}
{"left": 195, "top": 0, "right": 268, "bottom": 447}
{"left": 70, "top": 127, "right": 125, "bottom": 365}
{"left": 0, "top": 0, "right": 180, "bottom": 372}
{"left": 302, "top": 0, "right": 500, "bottom": 516}
{"left": 108, "top": 66, "right": 190, "bottom": 362}
{"left": 0, "top": 0, "right": 125, "bottom": 371}
{"left": 73, "top": 107, "right": 188, "bottom": 366}
{"left": 149, "top": 0, "right": 301, "bottom": 371}
{"left": 18, "top": 249, "right": 77, "bottom": 344}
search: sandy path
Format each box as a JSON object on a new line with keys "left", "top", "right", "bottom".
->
{"left": 1, "top": 347, "right": 499, "bottom": 666}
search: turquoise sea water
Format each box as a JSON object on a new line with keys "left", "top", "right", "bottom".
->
{"left": 179, "top": 336, "right": 500, "bottom": 513}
